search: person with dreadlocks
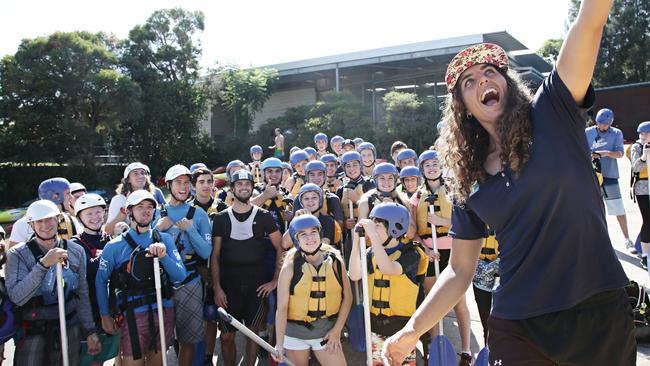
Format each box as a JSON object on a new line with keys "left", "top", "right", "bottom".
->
{"left": 273, "top": 214, "right": 352, "bottom": 366}
{"left": 97, "top": 190, "right": 187, "bottom": 365}
{"left": 7, "top": 199, "right": 101, "bottom": 365}
{"left": 211, "top": 170, "right": 284, "bottom": 366}
{"left": 156, "top": 165, "right": 212, "bottom": 365}
{"left": 71, "top": 194, "right": 120, "bottom": 365}
{"left": 383, "top": 2, "right": 635, "bottom": 364}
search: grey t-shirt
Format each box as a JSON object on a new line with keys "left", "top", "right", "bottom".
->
{"left": 286, "top": 317, "right": 336, "bottom": 339}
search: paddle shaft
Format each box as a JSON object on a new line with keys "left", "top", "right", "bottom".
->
{"left": 217, "top": 308, "right": 296, "bottom": 366}
{"left": 56, "top": 263, "right": 69, "bottom": 366}
{"left": 359, "top": 236, "right": 373, "bottom": 366}
{"left": 429, "top": 205, "right": 443, "bottom": 336}
{"left": 153, "top": 257, "right": 168, "bottom": 366}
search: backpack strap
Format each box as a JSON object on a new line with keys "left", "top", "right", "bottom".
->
{"left": 289, "top": 252, "right": 304, "bottom": 296}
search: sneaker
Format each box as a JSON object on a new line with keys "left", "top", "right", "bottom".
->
{"left": 625, "top": 239, "right": 638, "bottom": 254}
{"left": 641, "top": 256, "right": 648, "bottom": 270}
{"left": 458, "top": 352, "right": 474, "bottom": 366}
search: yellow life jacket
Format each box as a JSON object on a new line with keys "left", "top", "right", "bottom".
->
{"left": 415, "top": 183, "right": 452, "bottom": 238}
{"left": 224, "top": 190, "right": 235, "bottom": 206}
{"left": 58, "top": 213, "right": 77, "bottom": 240}
{"left": 287, "top": 251, "right": 343, "bottom": 323}
{"left": 368, "top": 242, "right": 427, "bottom": 318}
{"left": 250, "top": 161, "right": 264, "bottom": 185}
{"left": 341, "top": 183, "right": 365, "bottom": 219}
{"left": 480, "top": 234, "right": 499, "bottom": 261}
{"left": 626, "top": 142, "right": 648, "bottom": 179}
{"left": 289, "top": 174, "right": 305, "bottom": 198}
{"left": 326, "top": 178, "right": 340, "bottom": 194}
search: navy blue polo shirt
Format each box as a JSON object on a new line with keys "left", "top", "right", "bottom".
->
{"left": 450, "top": 69, "right": 628, "bottom": 320}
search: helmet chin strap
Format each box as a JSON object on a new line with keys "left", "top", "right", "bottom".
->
{"left": 130, "top": 213, "right": 153, "bottom": 232}
{"left": 168, "top": 184, "right": 187, "bottom": 203}
{"left": 381, "top": 237, "right": 393, "bottom": 247}
{"left": 35, "top": 231, "right": 57, "bottom": 242}
{"left": 78, "top": 216, "right": 102, "bottom": 235}
{"left": 301, "top": 243, "right": 322, "bottom": 256}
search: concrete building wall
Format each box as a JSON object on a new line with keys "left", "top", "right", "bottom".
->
{"left": 251, "top": 87, "right": 317, "bottom": 130}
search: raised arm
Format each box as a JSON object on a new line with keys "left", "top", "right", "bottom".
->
{"left": 556, "top": 0, "right": 613, "bottom": 104}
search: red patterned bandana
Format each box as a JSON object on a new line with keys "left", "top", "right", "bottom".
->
{"left": 445, "top": 43, "right": 509, "bottom": 93}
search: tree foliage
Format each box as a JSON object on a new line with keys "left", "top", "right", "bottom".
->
{"left": 0, "top": 31, "right": 140, "bottom": 165}
{"left": 564, "top": 0, "right": 650, "bottom": 86}
{"left": 538, "top": 38, "right": 563, "bottom": 64}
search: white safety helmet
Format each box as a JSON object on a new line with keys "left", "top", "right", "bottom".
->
{"left": 69, "top": 182, "right": 87, "bottom": 195}
{"left": 125, "top": 190, "right": 157, "bottom": 209}
{"left": 123, "top": 162, "right": 150, "bottom": 179}
{"left": 74, "top": 193, "right": 107, "bottom": 216}
{"left": 165, "top": 164, "right": 191, "bottom": 183}
{"left": 25, "top": 200, "right": 61, "bottom": 223}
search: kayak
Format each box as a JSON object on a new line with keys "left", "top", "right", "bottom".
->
{"left": 0, "top": 208, "right": 27, "bottom": 223}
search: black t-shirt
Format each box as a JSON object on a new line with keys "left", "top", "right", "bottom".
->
{"left": 318, "top": 214, "right": 335, "bottom": 244}
{"left": 450, "top": 69, "right": 628, "bottom": 319}
{"left": 292, "top": 192, "right": 345, "bottom": 223}
{"left": 212, "top": 206, "right": 278, "bottom": 239}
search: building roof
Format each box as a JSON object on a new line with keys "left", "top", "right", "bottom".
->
{"left": 264, "top": 31, "right": 531, "bottom": 76}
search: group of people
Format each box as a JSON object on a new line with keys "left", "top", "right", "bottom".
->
{"left": 0, "top": 1, "right": 641, "bottom": 365}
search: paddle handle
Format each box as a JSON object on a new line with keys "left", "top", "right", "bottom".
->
{"left": 429, "top": 205, "right": 443, "bottom": 337}
{"left": 217, "top": 308, "right": 296, "bottom": 366}
{"left": 153, "top": 257, "right": 168, "bottom": 366}
{"left": 349, "top": 200, "right": 354, "bottom": 220}
{"left": 359, "top": 237, "right": 373, "bottom": 366}
{"left": 56, "top": 263, "right": 69, "bottom": 366}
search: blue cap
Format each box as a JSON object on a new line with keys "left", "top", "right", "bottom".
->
{"left": 330, "top": 135, "right": 344, "bottom": 144}
{"left": 341, "top": 151, "right": 362, "bottom": 165}
{"left": 638, "top": 121, "right": 650, "bottom": 134}
{"left": 250, "top": 145, "right": 263, "bottom": 155}
{"left": 396, "top": 148, "right": 417, "bottom": 163}
{"left": 290, "top": 150, "right": 310, "bottom": 166}
{"left": 372, "top": 163, "right": 398, "bottom": 180}
{"left": 304, "top": 147, "right": 317, "bottom": 156}
{"left": 595, "top": 108, "right": 614, "bottom": 125}
{"left": 357, "top": 142, "right": 376, "bottom": 156}
{"left": 289, "top": 214, "right": 322, "bottom": 247}
{"left": 314, "top": 133, "right": 328, "bottom": 142}
{"left": 320, "top": 154, "right": 338, "bottom": 164}
{"left": 399, "top": 166, "right": 421, "bottom": 179}
{"left": 305, "top": 160, "right": 327, "bottom": 175}
{"left": 297, "top": 183, "right": 324, "bottom": 210}
{"left": 369, "top": 202, "right": 410, "bottom": 238}
{"left": 38, "top": 178, "right": 71, "bottom": 205}
{"left": 262, "top": 157, "right": 283, "bottom": 171}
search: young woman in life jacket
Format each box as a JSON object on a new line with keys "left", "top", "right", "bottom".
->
{"left": 314, "top": 133, "right": 330, "bottom": 158}
{"left": 249, "top": 145, "right": 265, "bottom": 185}
{"left": 349, "top": 203, "right": 427, "bottom": 365}
{"left": 383, "top": 4, "right": 635, "bottom": 364}
{"left": 397, "top": 166, "right": 421, "bottom": 199}
{"left": 6, "top": 199, "right": 101, "bottom": 365}
{"left": 409, "top": 149, "right": 473, "bottom": 364}
{"left": 330, "top": 135, "right": 345, "bottom": 158}
{"left": 294, "top": 161, "right": 345, "bottom": 232}
{"left": 285, "top": 150, "right": 310, "bottom": 197}
{"left": 358, "top": 163, "right": 417, "bottom": 241}
{"left": 71, "top": 194, "right": 121, "bottom": 366}
{"left": 320, "top": 154, "right": 343, "bottom": 194}
{"left": 358, "top": 142, "right": 377, "bottom": 178}
{"left": 336, "top": 151, "right": 376, "bottom": 232}
{"left": 282, "top": 184, "right": 337, "bottom": 249}
{"left": 630, "top": 121, "right": 650, "bottom": 268}
{"left": 273, "top": 215, "right": 352, "bottom": 366}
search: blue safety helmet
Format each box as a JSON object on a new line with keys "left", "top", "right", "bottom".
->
{"left": 303, "top": 147, "right": 317, "bottom": 157}
{"left": 230, "top": 170, "right": 254, "bottom": 185}
{"left": 38, "top": 177, "right": 71, "bottom": 205}
{"left": 289, "top": 214, "right": 322, "bottom": 247}
{"left": 289, "top": 146, "right": 301, "bottom": 155}
{"left": 305, "top": 160, "right": 327, "bottom": 175}
{"left": 226, "top": 160, "right": 246, "bottom": 171}
{"left": 282, "top": 162, "right": 293, "bottom": 172}
{"left": 595, "top": 108, "right": 614, "bottom": 125}
{"left": 250, "top": 145, "right": 263, "bottom": 156}
{"left": 373, "top": 163, "right": 399, "bottom": 181}
{"left": 297, "top": 183, "right": 324, "bottom": 211}
{"left": 330, "top": 135, "right": 344, "bottom": 144}
{"left": 353, "top": 137, "right": 364, "bottom": 146}
{"left": 399, "top": 166, "right": 421, "bottom": 184}
{"left": 638, "top": 121, "right": 650, "bottom": 134}
{"left": 190, "top": 163, "right": 208, "bottom": 173}
{"left": 396, "top": 148, "right": 417, "bottom": 164}
{"left": 262, "top": 157, "right": 283, "bottom": 171}
{"left": 357, "top": 142, "right": 376, "bottom": 157}
{"left": 369, "top": 202, "right": 410, "bottom": 239}
{"left": 290, "top": 150, "right": 310, "bottom": 166}
{"left": 314, "top": 133, "right": 328, "bottom": 143}
{"left": 418, "top": 150, "right": 439, "bottom": 170}
{"left": 341, "top": 151, "right": 362, "bottom": 166}
{"left": 320, "top": 154, "right": 338, "bottom": 164}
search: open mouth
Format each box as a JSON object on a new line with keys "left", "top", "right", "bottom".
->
{"left": 480, "top": 87, "right": 500, "bottom": 106}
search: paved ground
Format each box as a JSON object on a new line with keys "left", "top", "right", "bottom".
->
{"left": 4, "top": 151, "right": 650, "bottom": 365}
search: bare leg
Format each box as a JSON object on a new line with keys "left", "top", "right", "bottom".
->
{"left": 285, "top": 349, "right": 311, "bottom": 366}
{"left": 220, "top": 332, "right": 237, "bottom": 366}
{"left": 453, "top": 297, "right": 471, "bottom": 353}
{"left": 245, "top": 326, "right": 261, "bottom": 366}
{"left": 617, "top": 214, "right": 630, "bottom": 240}
{"left": 314, "top": 347, "right": 347, "bottom": 366}
{"left": 177, "top": 342, "right": 194, "bottom": 366}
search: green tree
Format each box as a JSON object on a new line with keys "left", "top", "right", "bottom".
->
{"left": 205, "top": 65, "right": 277, "bottom": 138}
{"left": 567, "top": 0, "right": 650, "bottom": 86}
{"left": 0, "top": 31, "right": 139, "bottom": 165}
{"left": 380, "top": 91, "right": 439, "bottom": 154}
{"left": 538, "top": 38, "right": 563, "bottom": 64}
{"left": 118, "top": 8, "right": 212, "bottom": 173}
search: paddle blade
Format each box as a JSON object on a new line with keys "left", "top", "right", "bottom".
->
{"left": 347, "top": 304, "right": 366, "bottom": 352}
{"left": 428, "top": 335, "right": 456, "bottom": 366}
{"left": 475, "top": 347, "right": 489, "bottom": 366}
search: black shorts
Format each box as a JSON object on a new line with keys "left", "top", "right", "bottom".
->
{"left": 426, "top": 248, "right": 450, "bottom": 277}
{"left": 219, "top": 276, "right": 267, "bottom": 333}
{"left": 487, "top": 288, "right": 636, "bottom": 366}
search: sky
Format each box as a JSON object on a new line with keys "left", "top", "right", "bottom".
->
{"left": 0, "top": 0, "right": 571, "bottom": 70}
